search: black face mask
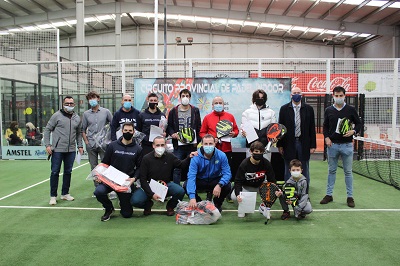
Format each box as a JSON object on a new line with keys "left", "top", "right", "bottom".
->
{"left": 149, "top": 102, "right": 158, "bottom": 109}
{"left": 255, "top": 98, "right": 266, "bottom": 106}
{"left": 123, "top": 132, "right": 134, "bottom": 141}
{"left": 252, "top": 153, "right": 264, "bottom": 161}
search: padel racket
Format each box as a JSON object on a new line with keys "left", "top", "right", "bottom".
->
{"left": 177, "top": 127, "right": 195, "bottom": 144}
{"left": 265, "top": 123, "right": 287, "bottom": 152}
{"left": 259, "top": 181, "right": 280, "bottom": 224}
{"left": 216, "top": 120, "right": 233, "bottom": 139}
{"left": 338, "top": 117, "right": 353, "bottom": 135}
{"left": 283, "top": 183, "right": 298, "bottom": 207}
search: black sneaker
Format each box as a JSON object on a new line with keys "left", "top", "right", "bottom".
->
{"left": 281, "top": 211, "right": 290, "bottom": 220}
{"left": 101, "top": 208, "right": 114, "bottom": 222}
{"left": 320, "top": 195, "right": 333, "bottom": 204}
{"left": 143, "top": 200, "right": 154, "bottom": 216}
{"left": 347, "top": 197, "right": 355, "bottom": 208}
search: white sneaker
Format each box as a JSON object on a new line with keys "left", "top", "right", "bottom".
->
{"left": 60, "top": 194, "right": 75, "bottom": 201}
{"left": 238, "top": 213, "right": 245, "bottom": 218}
{"left": 49, "top": 197, "right": 57, "bottom": 205}
{"left": 109, "top": 191, "right": 117, "bottom": 200}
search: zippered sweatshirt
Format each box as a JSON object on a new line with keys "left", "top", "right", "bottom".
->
{"left": 43, "top": 109, "right": 83, "bottom": 152}
{"left": 186, "top": 147, "right": 232, "bottom": 199}
{"left": 199, "top": 110, "right": 239, "bottom": 152}
{"left": 101, "top": 137, "right": 143, "bottom": 178}
{"left": 285, "top": 175, "right": 309, "bottom": 210}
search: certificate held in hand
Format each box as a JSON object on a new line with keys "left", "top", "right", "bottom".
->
{"left": 149, "top": 179, "right": 169, "bottom": 202}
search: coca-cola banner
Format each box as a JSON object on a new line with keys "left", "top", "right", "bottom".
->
{"left": 250, "top": 73, "right": 358, "bottom": 93}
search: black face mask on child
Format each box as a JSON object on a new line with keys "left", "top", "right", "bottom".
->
{"left": 252, "top": 153, "right": 263, "bottom": 161}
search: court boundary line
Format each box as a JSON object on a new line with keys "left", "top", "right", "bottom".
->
{"left": 0, "top": 205, "right": 399, "bottom": 212}
{"left": 0, "top": 162, "right": 89, "bottom": 201}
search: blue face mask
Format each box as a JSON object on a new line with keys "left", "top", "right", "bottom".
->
{"left": 123, "top": 101, "right": 132, "bottom": 109}
{"left": 203, "top": 145, "right": 215, "bottom": 154}
{"left": 214, "top": 104, "right": 224, "bottom": 112}
{"left": 292, "top": 94, "right": 302, "bottom": 103}
{"left": 89, "top": 99, "right": 98, "bottom": 107}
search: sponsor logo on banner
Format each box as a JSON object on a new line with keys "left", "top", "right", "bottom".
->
{"left": 250, "top": 73, "right": 358, "bottom": 93}
{"left": 2, "top": 146, "right": 89, "bottom": 160}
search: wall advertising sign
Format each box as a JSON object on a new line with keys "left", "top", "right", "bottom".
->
{"left": 2, "top": 146, "right": 88, "bottom": 160}
{"left": 250, "top": 73, "right": 358, "bottom": 94}
{"left": 134, "top": 78, "right": 291, "bottom": 148}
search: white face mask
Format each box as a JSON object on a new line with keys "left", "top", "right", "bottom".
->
{"left": 155, "top": 147, "right": 165, "bottom": 156}
{"left": 291, "top": 171, "right": 301, "bottom": 178}
{"left": 64, "top": 106, "right": 75, "bottom": 113}
{"left": 334, "top": 97, "right": 345, "bottom": 105}
{"left": 181, "top": 97, "right": 190, "bottom": 106}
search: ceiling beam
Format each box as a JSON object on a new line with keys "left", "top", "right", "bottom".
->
{"left": 282, "top": 0, "right": 297, "bottom": 16}
{"left": 356, "top": 0, "right": 396, "bottom": 23}
{"left": 28, "top": 0, "right": 50, "bottom": 12}
{"left": 301, "top": 0, "right": 321, "bottom": 18}
{"left": 127, "top": 13, "right": 139, "bottom": 27}
{"left": 0, "top": 6, "right": 17, "bottom": 17}
{"left": 338, "top": 0, "right": 371, "bottom": 22}
{"left": 320, "top": 0, "right": 345, "bottom": 20}
{"left": 0, "top": 2, "right": 396, "bottom": 37}
{"left": 5, "top": 0, "right": 33, "bottom": 15}
{"left": 264, "top": 0, "right": 274, "bottom": 14}
{"left": 52, "top": 0, "right": 67, "bottom": 10}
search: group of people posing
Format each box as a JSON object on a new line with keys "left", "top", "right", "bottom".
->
{"left": 42, "top": 85, "right": 361, "bottom": 222}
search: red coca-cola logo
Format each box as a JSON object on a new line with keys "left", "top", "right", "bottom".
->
{"left": 255, "top": 72, "right": 358, "bottom": 93}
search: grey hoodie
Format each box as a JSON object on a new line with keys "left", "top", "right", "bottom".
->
{"left": 43, "top": 109, "right": 83, "bottom": 152}
{"left": 280, "top": 174, "right": 313, "bottom": 216}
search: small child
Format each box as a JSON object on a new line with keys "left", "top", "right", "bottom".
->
{"left": 278, "top": 159, "right": 312, "bottom": 220}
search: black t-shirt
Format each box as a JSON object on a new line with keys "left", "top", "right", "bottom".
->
{"left": 234, "top": 157, "right": 276, "bottom": 196}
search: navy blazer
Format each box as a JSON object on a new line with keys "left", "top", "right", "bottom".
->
{"left": 277, "top": 101, "right": 316, "bottom": 161}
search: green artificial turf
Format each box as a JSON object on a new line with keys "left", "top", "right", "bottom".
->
{"left": 0, "top": 159, "right": 399, "bottom": 266}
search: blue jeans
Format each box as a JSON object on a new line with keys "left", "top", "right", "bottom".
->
{"left": 182, "top": 178, "right": 231, "bottom": 208}
{"left": 50, "top": 151, "right": 76, "bottom": 197}
{"left": 130, "top": 182, "right": 185, "bottom": 209}
{"left": 172, "top": 145, "right": 195, "bottom": 184}
{"left": 94, "top": 183, "right": 133, "bottom": 218}
{"left": 326, "top": 142, "right": 354, "bottom": 197}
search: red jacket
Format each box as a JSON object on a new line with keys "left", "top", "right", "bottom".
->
{"left": 200, "top": 110, "right": 239, "bottom": 152}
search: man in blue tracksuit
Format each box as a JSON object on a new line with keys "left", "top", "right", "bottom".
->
{"left": 183, "top": 134, "right": 232, "bottom": 212}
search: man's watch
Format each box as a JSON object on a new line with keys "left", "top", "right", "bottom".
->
{"left": 217, "top": 183, "right": 223, "bottom": 188}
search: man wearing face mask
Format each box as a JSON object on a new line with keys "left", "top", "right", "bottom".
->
{"left": 167, "top": 89, "right": 202, "bottom": 184}
{"left": 44, "top": 96, "right": 84, "bottom": 205}
{"left": 82, "top": 91, "right": 113, "bottom": 172}
{"left": 94, "top": 122, "right": 143, "bottom": 221}
{"left": 241, "top": 89, "right": 277, "bottom": 161}
{"left": 200, "top": 96, "right": 239, "bottom": 171}
{"left": 137, "top": 93, "right": 167, "bottom": 155}
{"left": 231, "top": 141, "right": 276, "bottom": 218}
{"left": 110, "top": 94, "right": 140, "bottom": 141}
{"left": 277, "top": 87, "right": 316, "bottom": 192}
{"left": 131, "top": 136, "right": 190, "bottom": 216}
{"left": 320, "top": 86, "right": 361, "bottom": 208}
{"left": 184, "top": 134, "right": 232, "bottom": 212}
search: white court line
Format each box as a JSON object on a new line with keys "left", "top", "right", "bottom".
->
{"left": 0, "top": 205, "right": 399, "bottom": 212}
{"left": 0, "top": 162, "right": 89, "bottom": 201}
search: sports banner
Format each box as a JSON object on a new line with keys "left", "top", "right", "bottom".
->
{"left": 250, "top": 73, "right": 358, "bottom": 93}
{"left": 2, "top": 146, "right": 89, "bottom": 160}
{"left": 134, "top": 78, "right": 291, "bottom": 148}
